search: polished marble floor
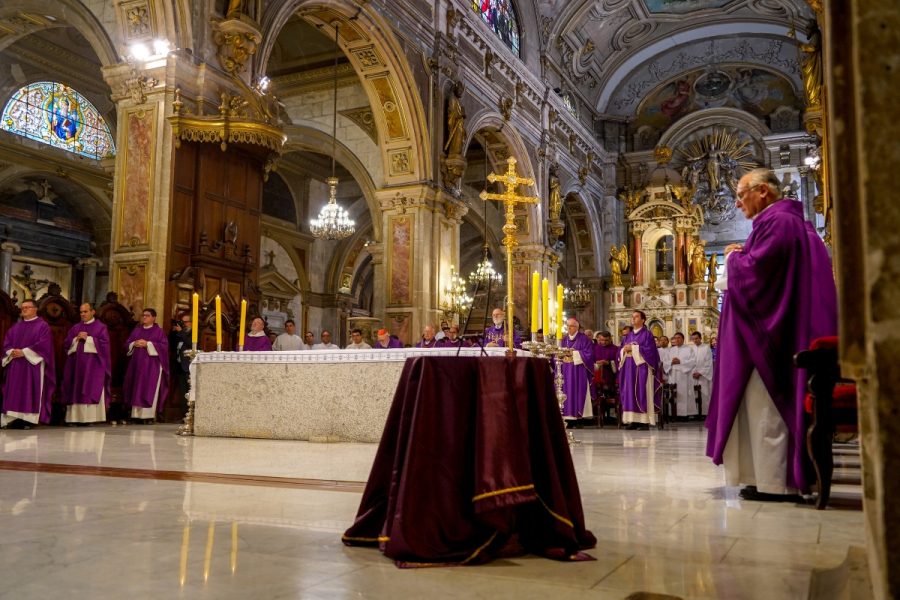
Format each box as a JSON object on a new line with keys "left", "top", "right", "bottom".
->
{"left": 0, "top": 423, "right": 866, "bottom": 599}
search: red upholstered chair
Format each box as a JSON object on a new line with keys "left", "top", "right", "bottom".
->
{"left": 795, "top": 336, "right": 858, "bottom": 509}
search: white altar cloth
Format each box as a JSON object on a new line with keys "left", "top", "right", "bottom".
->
{"left": 191, "top": 347, "right": 521, "bottom": 442}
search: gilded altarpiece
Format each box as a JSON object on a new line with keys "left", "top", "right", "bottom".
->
{"left": 117, "top": 107, "right": 156, "bottom": 249}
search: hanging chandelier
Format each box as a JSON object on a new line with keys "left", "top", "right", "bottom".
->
{"left": 441, "top": 266, "right": 473, "bottom": 318}
{"left": 468, "top": 149, "right": 503, "bottom": 287}
{"left": 310, "top": 21, "right": 355, "bottom": 241}
{"left": 564, "top": 279, "right": 592, "bottom": 309}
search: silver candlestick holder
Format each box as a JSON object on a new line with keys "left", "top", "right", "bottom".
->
{"left": 177, "top": 347, "right": 200, "bottom": 437}
{"left": 524, "top": 334, "right": 577, "bottom": 444}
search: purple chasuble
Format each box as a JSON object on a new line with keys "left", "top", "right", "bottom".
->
{"left": 438, "top": 337, "right": 471, "bottom": 348}
{"left": 63, "top": 319, "right": 111, "bottom": 407}
{"left": 2, "top": 318, "right": 55, "bottom": 424}
{"left": 482, "top": 324, "right": 522, "bottom": 349}
{"left": 593, "top": 343, "right": 619, "bottom": 388}
{"left": 373, "top": 337, "right": 403, "bottom": 349}
{"left": 559, "top": 332, "right": 595, "bottom": 418}
{"left": 706, "top": 199, "right": 836, "bottom": 492}
{"left": 415, "top": 338, "right": 439, "bottom": 348}
{"left": 241, "top": 334, "right": 272, "bottom": 351}
{"left": 123, "top": 324, "right": 170, "bottom": 411}
{"left": 617, "top": 327, "right": 660, "bottom": 422}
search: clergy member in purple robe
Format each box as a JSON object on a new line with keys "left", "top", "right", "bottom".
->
{"left": 62, "top": 303, "right": 111, "bottom": 424}
{"left": 483, "top": 307, "right": 522, "bottom": 349}
{"left": 559, "top": 317, "right": 595, "bottom": 420}
{"left": 617, "top": 310, "right": 660, "bottom": 429}
{"left": 241, "top": 317, "right": 272, "bottom": 351}
{"left": 706, "top": 168, "right": 837, "bottom": 500}
{"left": 438, "top": 324, "right": 471, "bottom": 348}
{"left": 593, "top": 331, "right": 619, "bottom": 398}
{"left": 123, "top": 308, "right": 170, "bottom": 422}
{"left": 373, "top": 328, "right": 403, "bottom": 349}
{"left": 415, "top": 324, "right": 440, "bottom": 348}
{"left": 1, "top": 299, "right": 55, "bottom": 428}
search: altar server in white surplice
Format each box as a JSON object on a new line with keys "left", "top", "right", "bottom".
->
{"left": 690, "top": 331, "right": 713, "bottom": 416}
{"left": 667, "top": 332, "right": 697, "bottom": 418}
{"left": 657, "top": 336, "right": 672, "bottom": 383}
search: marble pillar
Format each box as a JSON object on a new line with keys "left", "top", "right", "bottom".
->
{"left": 78, "top": 257, "right": 102, "bottom": 305}
{"left": 825, "top": 1, "right": 900, "bottom": 598}
{"left": 0, "top": 242, "right": 20, "bottom": 295}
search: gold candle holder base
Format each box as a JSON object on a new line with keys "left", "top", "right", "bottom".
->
{"left": 177, "top": 349, "right": 200, "bottom": 437}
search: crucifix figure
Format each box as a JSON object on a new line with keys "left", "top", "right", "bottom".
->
{"left": 479, "top": 156, "right": 539, "bottom": 355}
{"left": 657, "top": 240, "right": 671, "bottom": 269}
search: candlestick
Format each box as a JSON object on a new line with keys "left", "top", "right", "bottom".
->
{"left": 238, "top": 299, "right": 247, "bottom": 350}
{"left": 215, "top": 294, "right": 222, "bottom": 351}
{"left": 556, "top": 284, "right": 564, "bottom": 340}
{"left": 191, "top": 292, "right": 199, "bottom": 350}
{"left": 542, "top": 278, "right": 549, "bottom": 337}
{"left": 530, "top": 271, "right": 539, "bottom": 333}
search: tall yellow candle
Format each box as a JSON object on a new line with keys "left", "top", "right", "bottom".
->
{"left": 530, "top": 271, "right": 539, "bottom": 333}
{"left": 542, "top": 278, "right": 549, "bottom": 336}
{"left": 215, "top": 294, "right": 222, "bottom": 349}
{"left": 556, "top": 284, "right": 564, "bottom": 340}
{"left": 238, "top": 299, "right": 247, "bottom": 348}
{"left": 191, "top": 292, "right": 199, "bottom": 347}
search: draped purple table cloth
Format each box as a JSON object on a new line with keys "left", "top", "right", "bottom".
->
{"left": 342, "top": 356, "right": 596, "bottom": 567}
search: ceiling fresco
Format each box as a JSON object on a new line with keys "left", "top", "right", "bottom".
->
{"left": 642, "top": 0, "right": 735, "bottom": 14}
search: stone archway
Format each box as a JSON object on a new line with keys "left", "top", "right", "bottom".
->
{"left": 258, "top": 1, "right": 429, "bottom": 186}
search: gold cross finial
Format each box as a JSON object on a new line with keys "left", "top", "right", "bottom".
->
{"left": 477, "top": 156, "right": 539, "bottom": 356}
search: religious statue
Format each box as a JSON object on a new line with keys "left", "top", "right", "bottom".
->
{"left": 799, "top": 20, "right": 823, "bottom": 108}
{"left": 443, "top": 81, "right": 466, "bottom": 157}
{"left": 548, "top": 164, "right": 562, "bottom": 222}
{"left": 708, "top": 253, "right": 718, "bottom": 289}
{"left": 689, "top": 239, "right": 708, "bottom": 284}
{"left": 226, "top": 0, "right": 247, "bottom": 18}
{"left": 609, "top": 244, "right": 629, "bottom": 287}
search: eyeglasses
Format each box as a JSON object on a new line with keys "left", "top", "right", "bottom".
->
{"left": 736, "top": 184, "right": 761, "bottom": 201}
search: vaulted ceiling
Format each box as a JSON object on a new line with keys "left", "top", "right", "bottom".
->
{"left": 540, "top": 0, "right": 815, "bottom": 116}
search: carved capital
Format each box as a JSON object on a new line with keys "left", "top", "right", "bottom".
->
{"left": 212, "top": 19, "right": 261, "bottom": 82}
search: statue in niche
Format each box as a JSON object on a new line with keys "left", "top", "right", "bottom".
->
{"left": 798, "top": 19, "right": 823, "bottom": 107}
{"left": 689, "top": 239, "right": 708, "bottom": 284}
{"left": 609, "top": 244, "right": 629, "bottom": 287}
{"left": 708, "top": 253, "right": 718, "bottom": 290}
{"left": 548, "top": 165, "right": 562, "bottom": 222}
{"left": 443, "top": 81, "right": 466, "bottom": 157}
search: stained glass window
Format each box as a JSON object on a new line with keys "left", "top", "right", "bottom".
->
{"left": 0, "top": 82, "right": 115, "bottom": 159}
{"left": 472, "top": 0, "right": 521, "bottom": 56}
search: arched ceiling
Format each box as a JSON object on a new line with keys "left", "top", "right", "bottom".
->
{"left": 539, "top": 0, "right": 815, "bottom": 115}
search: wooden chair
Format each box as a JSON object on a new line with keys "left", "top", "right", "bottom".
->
{"left": 795, "top": 336, "right": 859, "bottom": 510}
{"left": 97, "top": 299, "right": 137, "bottom": 422}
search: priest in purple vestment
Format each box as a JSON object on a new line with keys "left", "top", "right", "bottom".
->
{"left": 62, "top": 303, "right": 111, "bottom": 424}
{"left": 559, "top": 318, "right": 595, "bottom": 420}
{"left": 123, "top": 308, "right": 170, "bottom": 422}
{"left": 706, "top": 168, "right": 837, "bottom": 499}
{"left": 241, "top": 317, "right": 273, "bottom": 351}
{"left": 1, "top": 299, "right": 55, "bottom": 428}
{"left": 415, "top": 324, "right": 439, "bottom": 348}
{"left": 593, "top": 331, "right": 619, "bottom": 398}
{"left": 373, "top": 328, "right": 403, "bottom": 349}
{"left": 438, "top": 325, "right": 471, "bottom": 348}
{"left": 483, "top": 307, "right": 522, "bottom": 349}
{"left": 617, "top": 310, "right": 660, "bottom": 429}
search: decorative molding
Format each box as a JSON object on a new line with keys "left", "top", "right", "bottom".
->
{"left": 339, "top": 106, "right": 377, "bottom": 143}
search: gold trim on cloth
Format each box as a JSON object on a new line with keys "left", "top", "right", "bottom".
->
{"left": 472, "top": 483, "right": 535, "bottom": 502}
{"left": 537, "top": 495, "right": 574, "bottom": 529}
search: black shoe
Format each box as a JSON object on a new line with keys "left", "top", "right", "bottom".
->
{"left": 739, "top": 486, "right": 803, "bottom": 503}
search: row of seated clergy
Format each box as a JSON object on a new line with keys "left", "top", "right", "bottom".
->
{"left": 414, "top": 324, "right": 472, "bottom": 348}
{"left": 1, "top": 301, "right": 169, "bottom": 428}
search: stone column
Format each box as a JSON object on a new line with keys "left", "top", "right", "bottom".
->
{"left": 0, "top": 242, "right": 20, "bottom": 295}
{"left": 78, "top": 257, "right": 102, "bottom": 305}
{"left": 825, "top": 1, "right": 900, "bottom": 597}
{"left": 631, "top": 230, "right": 643, "bottom": 287}
{"left": 102, "top": 55, "right": 177, "bottom": 314}
{"left": 375, "top": 185, "right": 443, "bottom": 345}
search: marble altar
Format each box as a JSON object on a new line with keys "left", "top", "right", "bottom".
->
{"left": 191, "top": 347, "right": 520, "bottom": 442}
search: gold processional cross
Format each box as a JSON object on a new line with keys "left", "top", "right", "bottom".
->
{"left": 479, "top": 156, "right": 539, "bottom": 356}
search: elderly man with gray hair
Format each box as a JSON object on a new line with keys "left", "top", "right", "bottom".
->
{"left": 706, "top": 168, "right": 837, "bottom": 501}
